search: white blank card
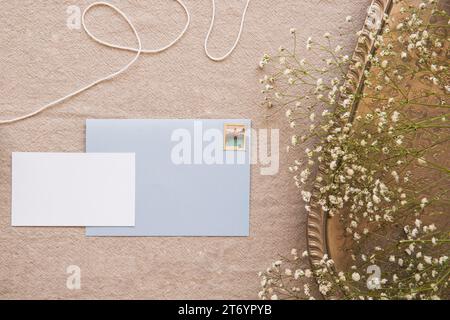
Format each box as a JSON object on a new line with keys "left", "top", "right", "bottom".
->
{"left": 11, "top": 152, "right": 135, "bottom": 226}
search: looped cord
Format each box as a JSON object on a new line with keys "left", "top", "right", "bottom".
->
{"left": 82, "top": 1, "right": 190, "bottom": 53}
{"left": 0, "top": 0, "right": 250, "bottom": 125}
{"left": 204, "top": 0, "right": 250, "bottom": 61}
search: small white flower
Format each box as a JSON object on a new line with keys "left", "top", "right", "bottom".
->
{"left": 330, "top": 161, "right": 337, "bottom": 170}
{"left": 420, "top": 197, "right": 428, "bottom": 209}
{"left": 417, "top": 157, "right": 427, "bottom": 165}
{"left": 391, "top": 111, "right": 400, "bottom": 122}
{"left": 301, "top": 190, "right": 312, "bottom": 203}
{"left": 303, "top": 284, "right": 311, "bottom": 296}
{"left": 391, "top": 171, "right": 399, "bottom": 183}
{"left": 352, "top": 272, "right": 361, "bottom": 281}
{"left": 372, "top": 194, "right": 381, "bottom": 204}
{"left": 316, "top": 78, "right": 323, "bottom": 86}
{"left": 294, "top": 269, "right": 304, "bottom": 280}
{"left": 291, "top": 135, "right": 298, "bottom": 146}
{"left": 306, "top": 37, "right": 313, "bottom": 50}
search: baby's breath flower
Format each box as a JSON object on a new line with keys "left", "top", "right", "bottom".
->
{"left": 258, "top": 3, "right": 449, "bottom": 300}
{"left": 352, "top": 272, "right": 361, "bottom": 281}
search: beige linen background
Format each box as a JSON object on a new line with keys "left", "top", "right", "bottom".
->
{"left": 0, "top": 0, "right": 370, "bottom": 299}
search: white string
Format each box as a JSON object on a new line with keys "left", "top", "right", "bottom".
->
{"left": 0, "top": 0, "right": 250, "bottom": 125}
{"left": 82, "top": 1, "right": 190, "bottom": 53}
{"left": 0, "top": 1, "right": 189, "bottom": 125}
{"left": 204, "top": 0, "right": 250, "bottom": 61}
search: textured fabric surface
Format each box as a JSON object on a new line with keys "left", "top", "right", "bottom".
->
{"left": 0, "top": 0, "right": 370, "bottom": 299}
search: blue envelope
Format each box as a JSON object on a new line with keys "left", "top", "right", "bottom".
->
{"left": 85, "top": 119, "right": 251, "bottom": 236}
